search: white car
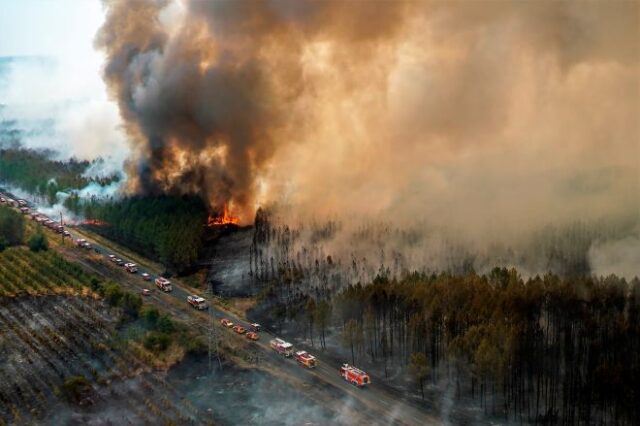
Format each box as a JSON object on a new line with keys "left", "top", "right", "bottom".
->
{"left": 141, "top": 289, "right": 151, "bottom": 296}
{"left": 141, "top": 273, "right": 151, "bottom": 281}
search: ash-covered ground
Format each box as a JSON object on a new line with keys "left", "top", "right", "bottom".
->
{"left": 0, "top": 295, "right": 349, "bottom": 425}
{"left": 205, "top": 226, "right": 255, "bottom": 297}
{"left": 167, "top": 355, "right": 353, "bottom": 426}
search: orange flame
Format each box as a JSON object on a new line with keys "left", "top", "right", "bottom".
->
{"left": 79, "top": 219, "right": 110, "bottom": 227}
{"left": 208, "top": 204, "right": 239, "bottom": 226}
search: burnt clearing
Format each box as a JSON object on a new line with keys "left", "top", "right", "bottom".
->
{"left": 0, "top": 295, "right": 198, "bottom": 424}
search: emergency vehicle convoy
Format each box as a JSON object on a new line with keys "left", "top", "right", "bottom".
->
{"left": 187, "top": 295, "right": 208, "bottom": 310}
{"left": 155, "top": 277, "right": 173, "bottom": 292}
{"left": 340, "top": 364, "right": 371, "bottom": 387}
{"left": 294, "top": 351, "right": 317, "bottom": 369}
{"left": 269, "top": 338, "right": 294, "bottom": 357}
{"left": 0, "top": 192, "right": 379, "bottom": 392}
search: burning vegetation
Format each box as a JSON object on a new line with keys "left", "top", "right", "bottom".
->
{"left": 207, "top": 204, "right": 240, "bottom": 227}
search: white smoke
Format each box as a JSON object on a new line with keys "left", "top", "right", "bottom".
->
{"left": 588, "top": 236, "right": 640, "bottom": 280}
{"left": 0, "top": 55, "right": 128, "bottom": 169}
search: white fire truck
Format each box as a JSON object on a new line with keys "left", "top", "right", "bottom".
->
{"left": 340, "top": 364, "right": 371, "bottom": 387}
{"left": 269, "top": 338, "right": 293, "bottom": 357}
{"left": 155, "top": 277, "right": 173, "bottom": 292}
{"left": 294, "top": 351, "right": 317, "bottom": 369}
{"left": 187, "top": 295, "right": 208, "bottom": 310}
{"left": 124, "top": 263, "right": 138, "bottom": 273}
{"left": 75, "top": 238, "right": 90, "bottom": 249}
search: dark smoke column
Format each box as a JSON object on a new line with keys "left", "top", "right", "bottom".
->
{"left": 95, "top": 0, "right": 287, "bottom": 222}
{"left": 95, "top": 0, "right": 412, "bottom": 223}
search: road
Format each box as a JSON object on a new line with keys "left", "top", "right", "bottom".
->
{"left": 0, "top": 192, "right": 444, "bottom": 426}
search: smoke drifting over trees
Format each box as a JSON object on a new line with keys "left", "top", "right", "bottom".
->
{"left": 96, "top": 0, "right": 638, "bottom": 278}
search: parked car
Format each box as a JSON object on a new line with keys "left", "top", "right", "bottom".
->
{"left": 249, "top": 323, "right": 262, "bottom": 332}
{"left": 141, "top": 289, "right": 151, "bottom": 296}
{"left": 141, "top": 272, "right": 151, "bottom": 281}
{"left": 246, "top": 332, "right": 259, "bottom": 341}
{"left": 220, "top": 318, "right": 234, "bottom": 328}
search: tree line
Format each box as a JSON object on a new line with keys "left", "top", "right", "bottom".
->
{"left": 80, "top": 195, "right": 208, "bottom": 274}
{"left": 0, "top": 205, "right": 48, "bottom": 252}
{"left": 261, "top": 267, "right": 639, "bottom": 424}
{"left": 0, "top": 147, "right": 119, "bottom": 205}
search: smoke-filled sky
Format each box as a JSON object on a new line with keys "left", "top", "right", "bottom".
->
{"left": 2, "top": 1, "right": 639, "bottom": 243}
{"left": 95, "top": 0, "right": 639, "bottom": 233}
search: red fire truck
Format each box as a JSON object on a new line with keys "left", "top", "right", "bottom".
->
{"left": 340, "top": 364, "right": 370, "bottom": 387}
{"left": 155, "top": 277, "right": 173, "bottom": 292}
{"left": 269, "top": 338, "right": 293, "bottom": 357}
{"left": 294, "top": 351, "right": 317, "bottom": 369}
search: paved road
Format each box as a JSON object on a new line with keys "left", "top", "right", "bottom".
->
{"left": 0, "top": 192, "right": 443, "bottom": 426}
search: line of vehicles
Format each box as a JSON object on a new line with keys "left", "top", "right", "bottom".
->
{"left": 266, "top": 335, "right": 370, "bottom": 386}
{"left": 220, "top": 318, "right": 260, "bottom": 341}
{"left": 1, "top": 191, "right": 372, "bottom": 389}
{"left": 1, "top": 196, "right": 70, "bottom": 237}
{"left": 269, "top": 338, "right": 320, "bottom": 370}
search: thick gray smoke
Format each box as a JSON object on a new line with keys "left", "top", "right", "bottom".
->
{"left": 97, "top": 0, "right": 639, "bottom": 242}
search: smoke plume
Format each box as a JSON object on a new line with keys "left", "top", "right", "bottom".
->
{"left": 97, "top": 0, "right": 639, "bottom": 234}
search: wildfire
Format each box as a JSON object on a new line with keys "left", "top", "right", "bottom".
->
{"left": 78, "top": 219, "right": 110, "bottom": 227}
{"left": 207, "top": 204, "right": 239, "bottom": 226}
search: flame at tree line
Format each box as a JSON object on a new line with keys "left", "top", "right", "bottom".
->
{"left": 208, "top": 204, "right": 239, "bottom": 226}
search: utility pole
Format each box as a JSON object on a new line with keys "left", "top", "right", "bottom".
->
{"left": 60, "top": 211, "right": 64, "bottom": 245}
{"left": 208, "top": 295, "right": 221, "bottom": 378}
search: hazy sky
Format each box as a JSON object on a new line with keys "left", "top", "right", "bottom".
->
{"left": 0, "top": 0, "right": 127, "bottom": 171}
{"left": 0, "top": 0, "right": 104, "bottom": 58}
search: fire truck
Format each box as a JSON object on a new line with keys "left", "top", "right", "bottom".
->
{"left": 155, "top": 277, "right": 172, "bottom": 292}
{"left": 187, "top": 295, "right": 208, "bottom": 310}
{"left": 124, "top": 263, "right": 138, "bottom": 273}
{"left": 294, "top": 351, "right": 317, "bottom": 369}
{"left": 340, "top": 364, "right": 370, "bottom": 387}
{"left": 269, "top": 338, "right": 293, "bottom": 357}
